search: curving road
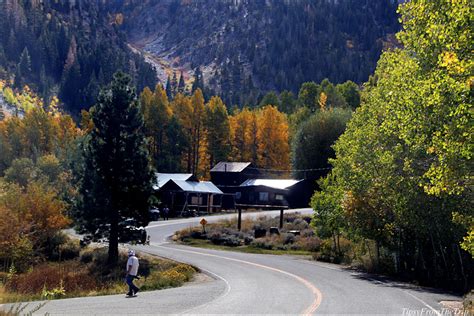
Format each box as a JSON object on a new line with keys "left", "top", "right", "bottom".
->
{"left": 2, "top": 209, "right": 461, "bottom": 315}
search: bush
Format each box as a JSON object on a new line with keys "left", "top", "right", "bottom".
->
{"left": 251, "top": 238, "right": 273, "bottom": 250}
{"left": 190, "top": 231, "right": 204, "bottom": 239}
{"left": 295, "top": 236, "right": 321, "bottom": 252}
{"left": 6, "top": 262, "right": 97, "bottom": 294}
{"left": 210, "top": 232, "right": 223, "bottom": 245}
{"left": 222, "top": 235, "right": 241, "bottom": 247}
{"left": 281, "top": 233, "right": 296, "bottom": 245}
{"left": 243, "top": 236, "right": 254, "bottom": 245}
{"left": 172, "top": 264, "right": 196, "bottom": 280}
{"left": 59, "top": 239, "right": 81, "bottom": 261}
{"left": 160, "top": 270, "right": 187, "bottom": 286}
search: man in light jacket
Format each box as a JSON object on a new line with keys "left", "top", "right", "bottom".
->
{"left": 126, "top": 249, "right": 140, "bottom": 297}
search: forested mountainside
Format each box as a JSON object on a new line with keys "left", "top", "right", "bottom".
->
{"left": 115, "top": 0, "right": 400, "bottom": 106}
{"left": 0, "top": 0, "right": 157, "bottom": 114}
{"left": 0, "top": 0, "right": 399, "bottom": 112}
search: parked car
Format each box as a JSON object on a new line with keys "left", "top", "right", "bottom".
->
{"left": 149, "top": 208, "right": 160, "bottom": 221}
{"left": 118, "top": 218, "right": 147, "bottom": 244}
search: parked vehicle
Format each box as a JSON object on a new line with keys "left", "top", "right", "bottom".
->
{"left": 149, "top": 208, "right": 160, "bottom": 221}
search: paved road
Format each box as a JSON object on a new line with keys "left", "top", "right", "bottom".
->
{"left": 1, "top": 209, "right": 461, "bottom": 315}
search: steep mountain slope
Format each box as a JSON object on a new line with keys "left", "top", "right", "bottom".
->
{"left": 0, "top": 0, "right": 157, "bottom": 114}
{"left": 116, "top": 0, "right": 400, "bottom": 105}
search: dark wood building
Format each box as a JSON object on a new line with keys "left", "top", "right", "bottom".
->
{"left": 235, "top": 179, "right": 304, "bottom": 208}
{"left": 210, "top": 162, "right": 259, "bottom": 188}
{"left": 154, "top": 173, "right": 223, "bottom": 216}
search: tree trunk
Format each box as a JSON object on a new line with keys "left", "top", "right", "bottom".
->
{"left": 108, "top": 211, "right": 119, "bottom": 265}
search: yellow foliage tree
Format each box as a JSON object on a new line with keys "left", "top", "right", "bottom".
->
{"left": 0, "top": 181, "right": 70, "bottom": 260}
{"left": 229, "top": 107, "right": 258, "bottom": 163}
{"left": 256, "top": 105, "right": 290, "bottom": 170}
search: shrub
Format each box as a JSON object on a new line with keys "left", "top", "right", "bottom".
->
{"left": 243, "top": 236, "right": 254, "bottom": 245}
{"left": 251, "top": 238, "right": 273, "bottom": 250}
{"left": 222, "top": 235, "right": 241, "bottom": 247}
{"left": 172, "top": 264, "right": 196, "bottom": 280}
{"left": 6, "top": 262, "right": 97, "bottom": 294}
{"left": 281, "top": 233, "right": 296, "bottom": 245}
{"left": 59, "top": 239, "right": 81, "bottom": 261}
{"left": 210, "top": 232, "right": 223, "bottom": 245}
{"left": 190, "top": 230, "right": 204, "bottom": 239}
{"left": 80, "top": 249, "right": 94, "bottom": 264}
{"left": 295, "top": 236, "right": 321, "bottom": 252}
{"left": 160, "top": 270, "right": 186, "bottom": 286}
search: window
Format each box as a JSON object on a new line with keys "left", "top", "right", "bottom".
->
{"left": 259, "top": 192, "right": 269, "bottom": 202}
{"left": 191, "top": 196, "right": 203, "bottom": 205}
{"left": 275, "top": 194, "right": 284, "bottom": 201}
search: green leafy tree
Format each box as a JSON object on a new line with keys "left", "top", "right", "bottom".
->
{"left": 292, "top": 108, "right": 351, "bottom": 179}
{"left": 298, "top": 82, "right": 321, "bottom": 112}
{"left": 311, "top": 174, "right": 346, "bottom": 255}
{"left": 336, "top": 81, "right": 360, "bottom": 109}
{"left": 161, "top": 117, "right": 189, "bottom": 172}
{"left": 76, "top": 72, "right": 154, "bottom": 264}
{"left": 313, "top": 0, "right": 473, "bottom": 289}
{"left": 205, "top": 96, "right": 231, "bottom": 169}
{"left": 279, "top": 90, "right": 297, "bottom": 114}
{"left": 259, "top": 91, "right": 280, "bottom": 108}
{"left": 4, "top": 158, "right": 36, "bottom": 188}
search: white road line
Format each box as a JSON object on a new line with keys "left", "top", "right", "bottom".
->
{"left": 158, "top": 244, "right": 322, "bottom": 315}
{"left": 402, "top": 290, "right": 441, "bottom": 316}
{"left": 364, "top": 276, "right": 441, "bottom": 315}
{"left": 178, "top": 267, "right": 232, "bottom": 315}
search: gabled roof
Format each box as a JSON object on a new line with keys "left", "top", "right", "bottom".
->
{"left": 154, "top": 173, "right": 196, "bottom": 189}
{"left": 239, "top": 179, "right": 303, "bottom": 190}
{"left": 172, "top": 180, "right": 223, "bottom": 194}
{"left": 211, "top": 162, "right": 252, "bottom": 172}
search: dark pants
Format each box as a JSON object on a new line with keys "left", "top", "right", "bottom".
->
{"left": 126, "top": 275, "right": 139, "bottom": 295}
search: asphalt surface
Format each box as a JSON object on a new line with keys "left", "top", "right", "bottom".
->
{"left": 1, "top": 209, "right": 461, "bottom": 315}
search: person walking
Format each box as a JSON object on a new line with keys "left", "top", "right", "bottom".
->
{"left": 163, "top": 206, "right": 169, "bottom": 220}
{"left": 126, "top": 249, "right": 140, "bottom": 297}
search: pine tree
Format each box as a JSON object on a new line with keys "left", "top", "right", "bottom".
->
{"left": 76, "top": 72, "right": 154, "bottom": 264}
{"left": 165, "top": 75, "right": 172, "bottom": 100}
{"left": 171, "top": 71, "right": 178, "bottom": 96}
{"left": 192, "top": 67, "right": 203, "bottom": 93}
{"left": 178, "top": 71, "right": 185, "bottom": 93}
{"left": 15, "top": 47, "right": 32, "bottom": 88}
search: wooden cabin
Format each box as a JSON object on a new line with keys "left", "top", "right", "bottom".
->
{"left": 234, "top": 178, "right": 304, "bottom": 209}
{"left": 154, "top": 173, "right": 223, "bottom": 216}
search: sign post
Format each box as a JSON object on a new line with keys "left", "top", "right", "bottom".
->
{"left": 279, "top": 209, "right": 284, "bottom": 229}
{"left": 238, "top": 208, "right": 242, "bottom": 231}
{"left": 200, "top": 218, "right": 208, "bottom": 233}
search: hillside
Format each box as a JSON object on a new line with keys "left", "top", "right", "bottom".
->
{"left": 116, "top": 0, "right": 400, "bottom": 105}
{"left": 0, "top": 0, "right": 157, "bottom": 114}
{"left": 0, "top": 0, "right": 400, "bottom": 111}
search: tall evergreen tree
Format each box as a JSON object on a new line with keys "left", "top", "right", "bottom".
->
{"left": 165, "top": 75, "right": 172, "bottom": 100}
{"left": 178, "top": 71, "right": 185, "bottom": 93}
{"left": 171, "top": 71, "right": 178, "bottom": 96}
{"left": 192, "top": 67, "right": 203, "bottom": 93}
{"left": 76, "top": 72, "right": 154, "bottom": 264}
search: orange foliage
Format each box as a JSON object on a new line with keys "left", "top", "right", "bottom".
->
{"left": 256, "top": 106, "right": 290, "bottom": 169}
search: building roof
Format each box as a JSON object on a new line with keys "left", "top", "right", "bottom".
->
{"left": 239, "top": 179, "right": 303, "bottom": 190}
{"left": 172, "top": 180, "right": 223, "bottom": 194}
{"left": 154, "top": 173, "right": 196, "bottom": 189}
{"left": 211, "top": 162, "right": 252, "bottom": 173}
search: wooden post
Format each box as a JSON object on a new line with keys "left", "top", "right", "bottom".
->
{"left": 238, "top": 208, "right": 242, "bottom": 231}
{"left": 279, "top": 209, "right": 284, "bottom": 229}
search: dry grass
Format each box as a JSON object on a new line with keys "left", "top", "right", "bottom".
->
{"left": 0, "top": 248, "right": 197, "bottom": 304}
